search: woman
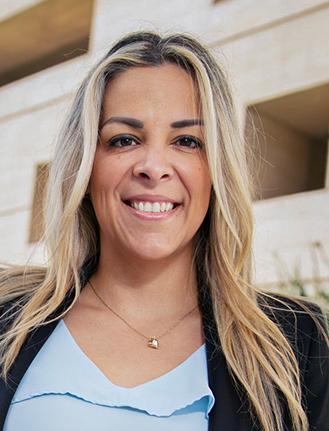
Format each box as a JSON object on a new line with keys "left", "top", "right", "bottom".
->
{"left": 0, "top": 31, "right": 328, "bottom": 431}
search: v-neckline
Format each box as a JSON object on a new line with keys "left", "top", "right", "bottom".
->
{"left": 59, "top": 319, "right": 206, "bottom": 390}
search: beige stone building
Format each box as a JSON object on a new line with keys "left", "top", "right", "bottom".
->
{"left": 0, "top": 0, "right": 328, "bottom": 296}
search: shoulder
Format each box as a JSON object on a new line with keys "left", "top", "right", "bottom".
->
{"left": 257, "top": 292, "right": 328, "bottom": 373}
{"left": 258, "top": 292, "right": 326, "bottom": 336}
{"left": 0, "top": 265, "right": 49, "bottom": 335}
{"left": 259, "top": 296, "right": 329, "bottom": 381}
{"left": 259, "top": 293, "right": 329, "bottom": 428}
{"left": 0, "top": 297, "right": 25, "bottom": 337}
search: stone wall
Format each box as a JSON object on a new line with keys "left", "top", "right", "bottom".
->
{"left": 0, "top": 0, "right": 328, "bottom": 290}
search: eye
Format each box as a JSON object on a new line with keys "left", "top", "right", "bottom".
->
{"left": 175, "top": 136, "right": 202, "bottom": 149}
{"left": 106, "top": 135, "right": 139, "bottom": 148}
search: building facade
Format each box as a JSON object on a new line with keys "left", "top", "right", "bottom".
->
{"left": 0, "top": 0, "right": 328, "bottom": 296}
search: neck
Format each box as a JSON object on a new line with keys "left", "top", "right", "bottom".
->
{"left": 89, "top": 245, "right": 199, "bottom": 322}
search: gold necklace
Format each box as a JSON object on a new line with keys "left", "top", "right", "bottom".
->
{"left": 88, "top": 280, "right": 198, "bottom": 349}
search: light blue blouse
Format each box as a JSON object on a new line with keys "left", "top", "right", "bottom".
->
{"left": 4, "top": 319, "right": 215, "bottom": 431}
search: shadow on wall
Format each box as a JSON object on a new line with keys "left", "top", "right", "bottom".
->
{"left": 0, "top": 0, "right": 95, "bottom": 86}
{"left": 245, "top": 82, "right": 329, "bottom": 202}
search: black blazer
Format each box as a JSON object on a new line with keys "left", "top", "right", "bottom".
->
{"left": 0, "top": 272, "right": 328, "bottom": 430}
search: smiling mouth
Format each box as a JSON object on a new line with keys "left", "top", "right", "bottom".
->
{"left": 123, "top": 200, "right": 181, "bottom": 213}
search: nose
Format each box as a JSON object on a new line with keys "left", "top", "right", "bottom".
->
{"left": 132, "top": 145, "right": 174, "bottom": 183}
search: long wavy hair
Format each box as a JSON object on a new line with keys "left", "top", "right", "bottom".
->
{"left": 0, "top": 30, "right": 326, "bottom": 431}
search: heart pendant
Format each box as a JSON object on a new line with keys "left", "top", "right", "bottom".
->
{"left": 148, "top": 336, "right": 159, "bottom": 349}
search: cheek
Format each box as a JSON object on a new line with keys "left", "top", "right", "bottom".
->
{"left": 183, "top": 161, "right": 212, "bottom": 227}
{"left": 193, "top": 164, "right": 212, "bottom": 205}
{"left": 197, "top": 182, "right": 212, "bottom": 230}
{"left": 90, "top": 155, "right": 122, "bottom": 195}
{"left": 197, "top": 184, "right": 212, "bottom": 219}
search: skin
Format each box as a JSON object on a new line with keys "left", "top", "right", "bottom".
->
{"left": 63, "top": 64, "right": 212, "bottom": 387}
{"left": 77, "top": 63, "right": 212, "bottom": 328}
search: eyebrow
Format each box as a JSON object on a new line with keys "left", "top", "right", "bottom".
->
{"left": 100, "top": 116, "right": 204, "bottom": 130}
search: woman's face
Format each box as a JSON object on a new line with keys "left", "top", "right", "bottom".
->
{"left": 90, "top": 63, "right": 212, "bottom": 261}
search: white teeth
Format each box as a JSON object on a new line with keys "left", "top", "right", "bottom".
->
{"left": 129, "top": 201, "right": 176, "bottom": 213}
{"left": 144, "top": 202, "right": 152, "bottom": 212}
{"left": 153, "top": 202, "right": 161, "bottom": 213}
{"left": 166, "top": 202, "right": 173, "bottom": 211}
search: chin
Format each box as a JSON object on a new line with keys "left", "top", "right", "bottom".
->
{"left": 128, "top": 240, "right": 182, "bottom": 262}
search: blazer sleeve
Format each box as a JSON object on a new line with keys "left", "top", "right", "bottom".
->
{"left": 261, "top": 295, "right": 329, "bottom": 430}
{"left": 302, "top": 308, "right": 329, "bottom": 431}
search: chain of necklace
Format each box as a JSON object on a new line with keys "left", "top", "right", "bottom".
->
{"left": 88, "top": 280, "right": 198, "bottom": 349}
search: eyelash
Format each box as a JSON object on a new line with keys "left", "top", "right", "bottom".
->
{"left": 106, "top": 135, "right": 202, "bottom": 150}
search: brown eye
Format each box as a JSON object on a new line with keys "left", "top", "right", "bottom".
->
{"left": 175, "top": 136, "right": 202, "bottom": 149}
{"left": 107, "top": 135, "right": 139, "bottom": 148}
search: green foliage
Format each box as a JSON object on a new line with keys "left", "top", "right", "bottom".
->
{"left": 269, "top": 241, "right": 329, "bottom": 325}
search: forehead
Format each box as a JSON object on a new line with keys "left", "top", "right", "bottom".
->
{"left": 102, "top": 64, "right": 201, "bottom": 119}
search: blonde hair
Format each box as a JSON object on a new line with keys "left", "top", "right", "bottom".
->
{"left": 0, "top": 30, "right": 327, "bottom": 431}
